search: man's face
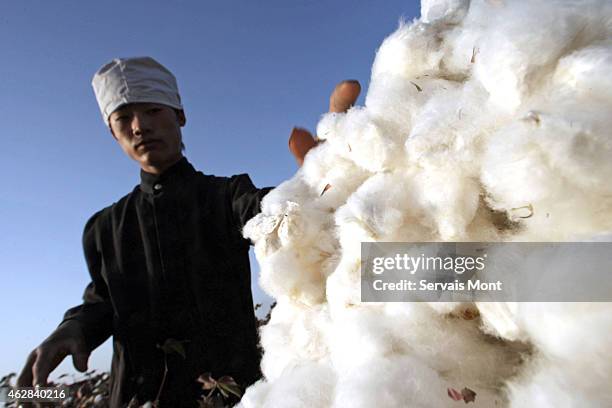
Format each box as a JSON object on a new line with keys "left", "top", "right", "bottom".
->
{"left": 108, "top": 103, "right": 186, "bottom": 172}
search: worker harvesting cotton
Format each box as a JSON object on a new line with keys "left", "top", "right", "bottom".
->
{"left": 17, "top": 56, "right": 359, "bottom": 407}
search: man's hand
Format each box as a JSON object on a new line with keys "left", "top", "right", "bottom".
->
{"left": 289, "top": 80, "right": 361, "bottom": 166}
{"left": 17, "top": 321, "right": 90, "bottom": 387}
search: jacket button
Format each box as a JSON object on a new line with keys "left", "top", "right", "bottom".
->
{"left": 154, "top": 183, "right": 163, "bottom": 191}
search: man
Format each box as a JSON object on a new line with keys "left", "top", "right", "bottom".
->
{"left": 17, "top": 57, "right": 360, "bottom": 406}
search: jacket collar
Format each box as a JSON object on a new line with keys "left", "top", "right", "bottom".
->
{"left": 139, "top": 156, "right": 196, "bottom": 194}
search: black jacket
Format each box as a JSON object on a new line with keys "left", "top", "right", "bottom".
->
{"left": 61, "top": 158, "right": 272, "bottom": 407}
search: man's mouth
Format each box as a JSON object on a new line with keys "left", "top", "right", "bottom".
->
{"left": 136, "top": 140, "right": 161, "bottom": 150}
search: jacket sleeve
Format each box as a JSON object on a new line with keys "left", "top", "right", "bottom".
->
{"left": 60, "top": 212, "right": 114, "bottom": 352}
{"left": 228, "top": 173, "right": 274, "bottom": 233}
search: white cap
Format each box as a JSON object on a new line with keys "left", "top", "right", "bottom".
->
{"left": 91, "top": 56, "right": 183, "bottom": 125}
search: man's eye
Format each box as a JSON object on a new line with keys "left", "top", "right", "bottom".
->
{"left": 115, "top": 115, "right": 129, "bottom": 122}
{"left": 148, "top": 108, "right": 162, "bottom": 114}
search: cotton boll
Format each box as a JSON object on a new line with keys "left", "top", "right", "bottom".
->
{"left": 262, "top": 363, "right": 336, "bottom": 408}
{"left": 250, "top": 201, "right": 339, "bottom": 301}
{"left": 332, "top": 356, "right": 505, "bottom": 408}
{"left": 333, "top": 206, "right": 376, "bottom": 261}
{"left": 276, "top": 202, "right": 331, "bottom": 249}
{"left": 243, "top": 212, "right": 283, "bottom": 252}
{"left": 313, "top": 162, "right": 370, "bottom": 210}
{"left": 259, "top": 300, "right": 331, "bottom": 380}
{"left": 439, "top": 6, "right": 486, "bottom": 75}
{"left": 482, "top": 105, "right": 612, "bottom": 239}
{"left": 332, "top": 357, "right": 450, "bottom": 408}
{"left": 472, "top": 2, "right": 576, "bottom": 110}
{"left": 331, "top": 169, "right": 441, "bottom": 286}
{"left": 404, "top": 83, "right": 466, "bottom": 164}
{"left": 338, "top": 171, "right": 425, "bottom": 241}
{"left": 301, "top": 140, "right": 372, "bottom": 209}
{"left": 383, "top": 302, "right": 525, "bottom": 386}
{"left": 411, "top": 166, "right": 481, "bottom": 239}
{"left": 300, "top": 134, "right": 346, "bottom": 177}
{"left": 461, "top": 205, "right": 509, "bottom": 242}
{"left": 518, "top": 303, "right": 612, "bottom": 368}
{"left": 247, "top": 189, "right": 339, "bottom": 290}
{"left": 246, "top": 200, "right": 329, "bottom": 257}
{"left": 482, "top": 118, "right": 566, "bottom": 208}
{"left": 315, "top": 112, "right": 352, "bottom": 152}
{"left": 241, "top": 362, "right": 336, "bottom": 408}
{"left": 326, "top": 305, "right": 397, "bottom": 373}
{"left": 258, "top": 174, "right": 314, "bottom": 215}
{"left": 523, "top": 104, "right": 612, "bottom": 196}
{"left": 371, "top": 21, "right": 445, "bottom": 81}
{"left": 324, "top": 299, "right": 523, "bottom": 406}
{"left": 420, "top": 0, "right": 470, "bottom": 24}
{"left": 258, "top": 248, "right": 326, "bottom": 304}
{"left": 553, "top": 39, "right": 612, "bottom": 104}
{"left": 237, "top": 380, "right": 271, "bottom": 408}
{"left": 365, "top": 72, "right": 427, "bottom": 134}
{"left": 245, "top": 176, "right": 315, "bottom": 252}
{"left": 485, "top": 284, "right": 612, "bottom": 404}
{"left": 405, "top": 79, "right": 505, "bottom": 173}
{"left": 325, "top": 255, "right": 362, "bottom": 308}
{"left": 477, "top": 302, "right": 525, "bottom": 341}
{"left": 277, "top": 202, "right": 307, "bottom": 247}
{"left": 320, "top": 107, "right": 404, "bottom": 173}
{"left": 327, "top": 301, "right": 522, "bottom": 391}
{"left": 257, "top": 301, "right": 304, "bottom": 380}
{"left": 507, "top": 361, "right": 612, "bottom": 408}
{"left": 515, "top": 302, "right": 612, "bottom": 405}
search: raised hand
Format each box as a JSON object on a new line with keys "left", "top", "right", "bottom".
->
{"left": 289, "top": 80, "right": 361, "bottom": 166}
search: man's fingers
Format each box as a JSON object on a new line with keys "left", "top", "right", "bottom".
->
{"left": 32, "top": 347, "right": 65, "bottom": 386}
{"left": 70, "top": 337, "right": 90, "bottom": 372}
{"left": 288, "top": 80, "right": 360, "bottom": 166}
{"left": 72, "top": 352, "right": 90, "bottom": 373}
{"left": 329, "top": 80, "right": 361, "bottom": 113}
{"left": 288, "top": 127, "right": 317, "bottom": 166}
{"left": 17, "top": 351, "right": 37, "bottom": 386}
{"left": 32, "top": 354, "right": 52, "bottom": 387}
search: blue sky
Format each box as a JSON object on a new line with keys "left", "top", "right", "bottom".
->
{"left": 0, "top": 0, "right": 420, "bottom": 379}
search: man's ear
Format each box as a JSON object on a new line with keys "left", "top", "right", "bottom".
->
{"left": 177, "top": 109, "right": 186, "bottom": 127}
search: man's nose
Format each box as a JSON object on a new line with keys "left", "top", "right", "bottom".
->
{"left": 131, "top": 112, "right": 151, "bottom": 136}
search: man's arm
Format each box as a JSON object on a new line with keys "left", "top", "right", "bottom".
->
{"left": 228, "top": 174, "right": 274, "bottom": 232}
{"left": 60, "top": 212, "right": 114, "bottom": 350}
{"left": 17, "top": 212, "right": 113, "bottom": 387}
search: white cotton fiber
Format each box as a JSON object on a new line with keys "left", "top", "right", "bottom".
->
{"left": 241, "top": 0, "right": 612, "bottom": 406}
{"left": 420, "top": 0, "right": 469, "bottom": 24}
{"left": 238, "top": 362, "right": 336, "bottom": 408}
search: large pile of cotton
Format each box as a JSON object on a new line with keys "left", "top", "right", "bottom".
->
{"left": 239, "top": 0, "right": 612, "bottom": 406}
